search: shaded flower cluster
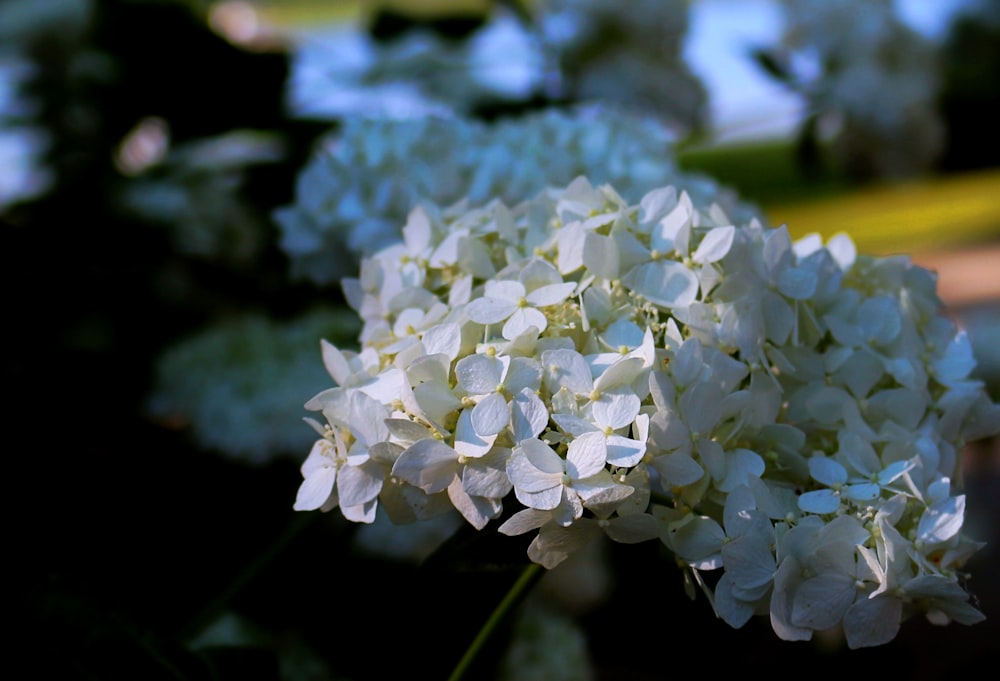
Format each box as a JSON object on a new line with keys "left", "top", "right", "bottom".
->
{"left": 148, "top": 308, "right": 359, "bottom": 464}
{"left": 293, "top": 176, "right": 998, "bottom": 647}
{"left": 273, "top": 105, "right": 760, "bottom": 285}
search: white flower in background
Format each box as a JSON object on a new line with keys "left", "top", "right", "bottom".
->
{"left": 292, "top": 176, "right": 998, "bottom": 647}
{"left": 532, "top": 0, "right": 708, "bottom": 133}
{"left": 775, "top": 0, "right": 945, "bottom": 178}
{"left": 273, "top": 104, "right": 761, "bottom": 285}
{"left": 286, "top": 7, "right": 545, "bottom": 120}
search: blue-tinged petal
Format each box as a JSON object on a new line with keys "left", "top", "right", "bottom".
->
{"left": 877, "top": 459, "right": 914, "bottom": 485}
{"left": 824, "top": 314, "right": 865, "bottom": 348}
{"left": 722, "top": 530, "right": 776, "bottom": 591}
{"left": 792, "top": 573, "right": 856, "bottom": 630}
{"left": 932, "top": 331, "right": 977, "bottom": 384}
{"left": 652, "top": 451, "right": 704, "bottom": 487}
{"left": 770, "top": 556, "right": 814, "bottom": 642}
{"left": 622, "top": 260, "right": 699, "bottom": 309}
{"left": 693, "top": 225, "right": 735, "bottom": 264}
{"left": 682, "top": 381, "right": 723, "bottom": 435}
{"left": 761, "top": 289, "right": 794, "bottom": 346}
{"left": 718, "top": 449, "right": 766, "bottom": 493}
{"left": 714, "top": 574, "right": 756, "bottom": 628}
{"left": 858, "top": 296, "right": 901, "bottom": 345}
{"left": 845, "top": 482, "right": 879, "bottom": 501}
{"left": 601, "top": 319, "right": 645, "bottom": 350}
{"left": 798, "top": 489, "right": 841, "bottom": 514}
{"left": 664, "top": 514, "right": 724, "bottom": 564}
{"left": 917, "top": 494, "right": 966, "bottom": 544}
{"left": 776, "top": 266, "right": 817, "bottom": 300}
{"left": 843, "top": 595, "right": 902, "bottom": 649}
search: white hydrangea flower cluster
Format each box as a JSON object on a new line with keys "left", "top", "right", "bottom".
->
{"left": 273, "top": 105, "right": 760, "bottom": 285}
{"left": 293, "top": 176, "right": 999, "bottom": 647}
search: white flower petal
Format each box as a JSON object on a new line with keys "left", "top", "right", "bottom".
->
{"left": 582, "top": 232, "right": 619, "bottom": 280}
{"left": 567, "top": 432, "right": 608, "bottom": 478}
{"left": 605, "top": 434, "right": 646, "bottom": 468}
{"left": 454, "top": 409, "right": 497, "bottom": 458}
{"left": 526, "top": 281, "right": 577, "bottom": 307}
{"left": 392, "top": 439, "right": 457, "bottom": 494}
{"left": 337, "top": 461, "right": 383, "bottom": 507}
{"left": 692, "top": 225, "right": 735, "bottom": 264}
{"left": 471, "top": 392, "right": 510, "bottom": 437}
{"left": 293, "top": 467, "right": 337, "bottom": 511}
{"left": 465, "top": 296, "right": 518, "bottom": 325}
{"left": 503, "top": 306, "right": 547, "bottom": 339}
{"left": 455, "top": 354, "right": 502, "bottom": 394}
{"left": 593, "top": 391, "right": 641, "bottom": 430}
{"left": 510, "top": 388, "right": 548, "bottom": 443}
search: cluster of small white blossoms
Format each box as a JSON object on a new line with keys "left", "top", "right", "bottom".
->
{"left": 273, "top": 105, "right": 759, "bottom": 285}
{"left": 292, "top": 176, "right": 999, "bottom": 647}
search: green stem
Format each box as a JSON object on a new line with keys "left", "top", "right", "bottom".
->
{"left": 446, "top": 562, "right": 544, "bottom": 681}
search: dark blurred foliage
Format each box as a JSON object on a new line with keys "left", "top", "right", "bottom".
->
{"left": 936, "top": 6, "right": 1000, "bottom": 171}
{"left": 7, "top": 2, "right": 999, "bottom": 680}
